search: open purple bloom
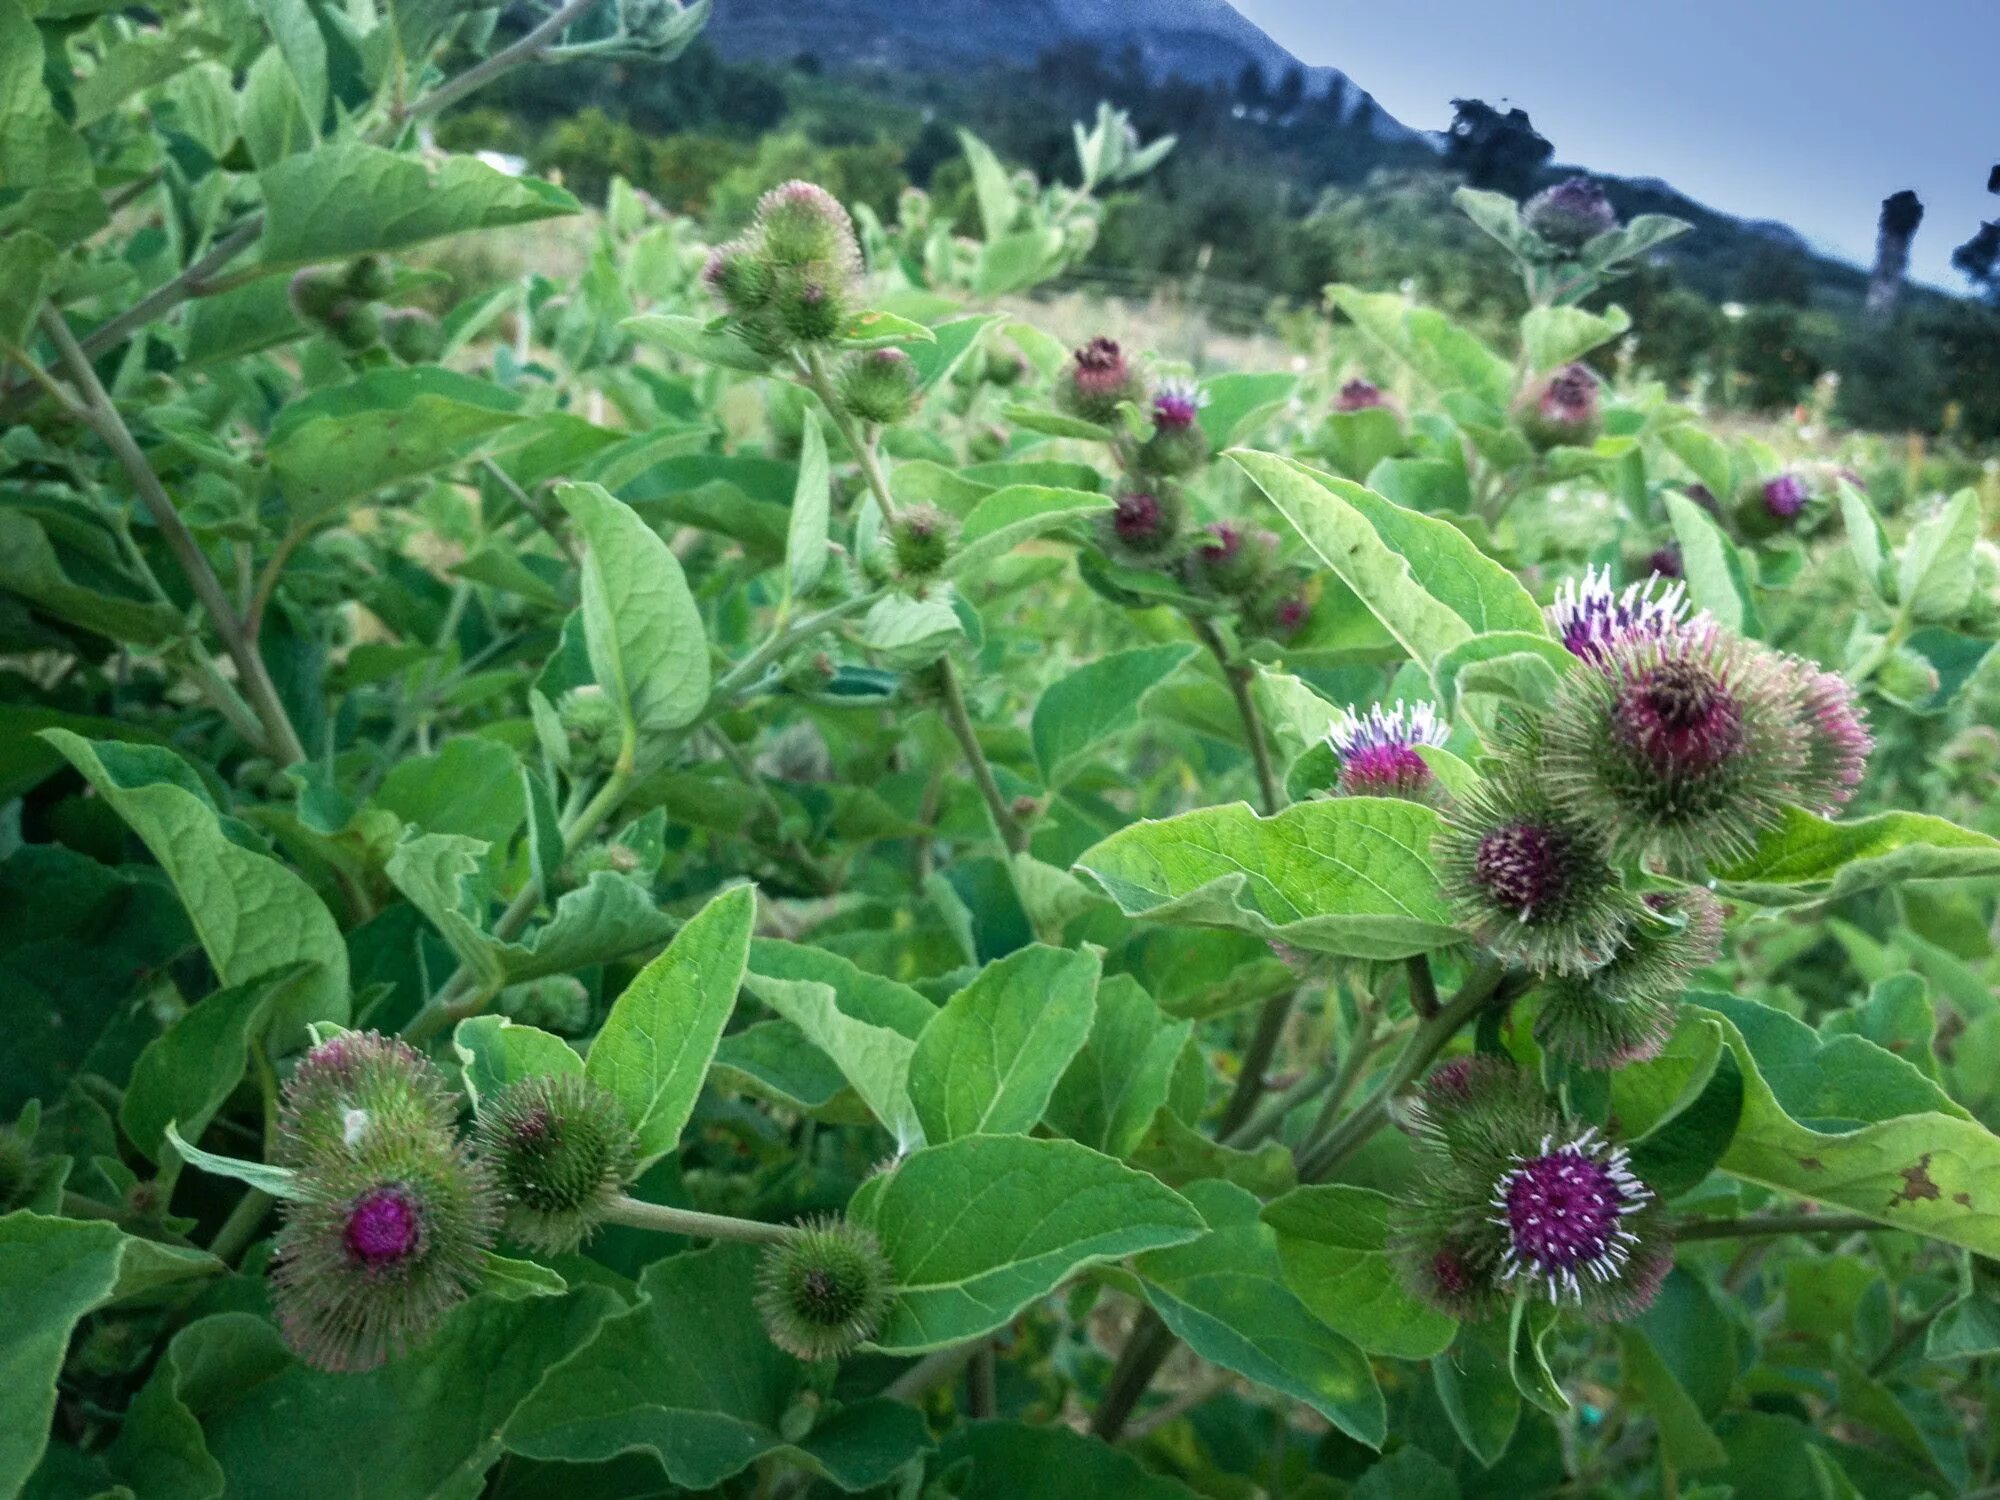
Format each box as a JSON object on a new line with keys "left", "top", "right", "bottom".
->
{"left": 1328, "top": 701, "right": 1448, "bottom": 800}
{"left": 342, "top": 1185, "right": 423, "bottom": 1267}
{"left": 1546, "top": 566, "right": 1699, "bottom": 663}
{"left": 1491, "top": 1128, "right": 1651, "bottom": 1303}
{"left": 1334, "top": 378, "right": 1391, "bottom": 413}
{"left": 1762, "top": 472, "right": 1809, "bottom": 520}
{"left": 1151, "top": 375, "right": 1209, "bottom": 432}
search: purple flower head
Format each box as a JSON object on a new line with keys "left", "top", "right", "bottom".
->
{"left": 1151, "top": 375, "right": 1209, "bottom": 432}
{"left": 1491, "top": 1127, "right": 1651, "bottom": 1303}
{"left": 1762, "top": 471, "right": 1809, "bottom": 520}
{"left": 1112, "top": 491, "right": 1164, "bottom": 546}
{"left": 1788, "top": 662, "right": 1872, "bottom": 815}
{"left": 1546, "top": 565, "right": 1700, "bottom": 664}
{"left": 343, "top": 1184, "right": 423, "bottom": 1268}
{"left": 1540, "top": 364, "right": 1599, "bottom": 425}
{"left": 1647, "top": 546, "right": 1683, "bottom": 579}
{"left": 1198, "top": 520, "right": 1242, "bottom": 564}
{"left": 1334, "top": 378, "right": 1391, "bottom": 413}
{"left": 1072, "top": 336, "right": 1130, "bottom": 398}
{"left": 1270, "top": 594, "right": 1311, "bottom": 636}
{"left": 1523, "top": 177, "right": 1620, "bottom": 252}
{"left": 1613, "top": 650, "right": 1747, "bottom": 778}
{"left": 1473, "top": 822, "right": 1571, "bottom": 918}
{"left": 1328, "top": 700, "right": 1448, "bottom": 800}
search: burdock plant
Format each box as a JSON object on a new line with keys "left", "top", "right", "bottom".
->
{"left": 1326, "top": 700, "right": 1450, "bottom": 801}
{"left": 1056, "top": 336, "right": 1147, "bottom": 425}
{"left": 1534, "top": 887, "right": 1726, "bottom": 1066}
{"left": 1391, "top": 1059, "right": 1670, "bottom": 1320}
{"left": 755, "top": 1217, "right": 896, "bottom": 1361}
{"left": 473, "top": 1073, "right": 638, "bottom": 1255}
{"left": 270, "top": 1033, "right": 497, "bottom": 1372}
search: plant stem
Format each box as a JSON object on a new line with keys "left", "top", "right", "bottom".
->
{"left": 208, "top": 1189, "right": 274, "bottom": 1266}
{"left": 706, "top": 726, "right": 836, "bottom": 892}
{"left": 37, "top": 307, "right": 307, "bottom": 765}
{"left": 966, "top": 1345, "right": 997, "bottom": 1417}
{"left": 1300, "top": 959, "right": 1507, "bottom": 1182}
{"left": 1187, "top": 614, "right": 1279, "bottom": 815}
{"left": 801, "top": 348, "right": 899, "bottom": 528}
{"left": 600, "top": 1195, "right": 801, "bottom": 1245}
{"left": 883, "top": 1341, "right": 984, "bottom": 1403}
{"left": 936, "top": 656, "right": 1029, "bottom": 855}
{"left": 1672, "top": 1211, "right": 1884, "bottom": 1242}
{"left": 1216, "top": 988, "right": 1296, "bottom": 1137}
{"left": 1406, "top": 954, "right": 1440, "bottom": 1020}
{"left": 1091, "top": 1308, "right": 1178, "bottom": 1442}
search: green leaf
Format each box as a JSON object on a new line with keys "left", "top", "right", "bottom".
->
{"left": 906, "top": 315, "right": 998, "bottom": 392}
{"left": 1074, "top": 798, "right": 1461, "bottom": 960}
{"left": 0, "top": 1214, "right": 218, "bottom": 1497}
{"left": 786, "top": 409, "right": 831, "bottom": 600}
{"left": 258, "top": 144, "right": 579, "bottom": 268}
{"left": 268, "top": 367, "right": 523, "bottom": 523}
{"left": 1454, "top": 187, "right": 1533, "bottom": 256}
{"left": 1618, "top": 1325, "right": 1728, "bottom": 1472}
{"left": 374, "top": 734, "right": 527, "bottom": 848}
{"left": 258, "top": 0, "right": 327, "bottom": 131}
{"left": 1197, "top": 371, "right": 1298, "bottom": 448}
{"left": 957, "top": 127, "right": 1016, "bottom": 241}
{"left": 0, "top": 0, "right": 104, "bottom": 247}
{"left": 909, "top": 945, "right": 1099, "bottom": 1143}
{"left": 482, "top": 1254, "right": 568, "bottom": 1301}
{"left": 164, "top": 1121, "right": 302, "bottom": 1198}
{"left": 856, "top": 593, "right": 963, "bottom": 668}
{"left": 0, "top": 508, "right": 180, "bottom": 645}
{"left": 945, "top": 485, "right": 1112, "bottom": 576}
{"left": 193, "top": 1288, "right": 619, "bottom": 1500}
{"left": 1898, "top": 489, "right": 1980, "bottom": 623}
{"left": 121, "top": 967, "right": 309, "bottom": 1161}
{"left": 505, "top": 1245, "right": 932, "bottom": 1490}
{"left": 1328, "top": 284, "right": 1514, "bottom": 406}
{"left": 1715, "top": 807, "right": 2000, "bottom": 908}
{"left": 1429, "top": 630, "right": 1576, "bottom": 718}
{"left": 1673, "top": 995, "right": 2000, "bottom": 1255}
{"left": 452, "top": 1015, "right": 582, "bottom": 1110}
{"left": 1136, "top": 1180, "right": 1386, "bottom": 1446}
{"left": 1131, "top": 1108, "right": 1299, "bottom": 1198}
{"left": 838, "top": 308, "right": 936, "bottom": 349}
{"left": 1666, "top": 492, "right": 1759, "bottom": 636}
{"left": 557, "top": 481, "right": 711, "bottom": 739}
{"left": 42, "top": 732, "right": 348, "bottom": 1045}
{"left": 0, "top": 230, "right": 60, "bottom": 347}
{"left": 851, "top": 1134, "right": 1205, "bottom": 1351}
{"left": 746, "top": 970, "right": 926, "bottom": 1152}
{"left": 1230, "top": 450, "right": 1545, "bottom": 666}
{"left": 1520, "top": 304, "right": 1631, "bottom": 372}
{"left": 585, "top": 884, "right": 753, "bottom": 1168}
{"left": 1262, "top": 1184, "right": 1458, "bottom": 1359}
{"left": 622, "top": 312, "right": 771, "bottom": 373}
{"left": 1002, "top": 403, "right": 1114, "bottom": 441}
{"left": 1508, "top": 1297, "right": 1569, "bottom": 1414}
{"left": 1431, "top": 1319, "right": 1521, "bottom": 1468}
{"left": 1032, "top": 643, "right": 1195, "bottom": 787}
{"left": 937, "top": 1422, "right": 1201, "bottom": 1499}
{"left": 1046, "top": 975, "right": 1193, "bottom": 1158}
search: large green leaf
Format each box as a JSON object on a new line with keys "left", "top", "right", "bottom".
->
{"left": 1656, "top": 995, "right": 2000, "bottom": 1254}
{"left": 0, "top": 1214, "right": 217, "bottom": 1496}
{"left": 745, "top": 970, "right": 926, "bottom": 1152}
{"left": 1031, "top": 643, "right": 1196, "bottom": 787}
{"left": 1715, "top": 808, "right": 2000, "bottom": 908}
{"left": 1262, "top": 1183, "right": 1458, "bottom": 1360}
{"left": 43, "top": 732, "right": 349, "bottom": 1045}
{"left": 1136, "top": 1180, "right": 1386, "bottom": 1446}
{"left": 1666, "top": 492, "right": 1758, "bottom": 636}
{"left": 556, "top": 481, "right": 711, "bottom": 740}
{"left": 945, "top": 485, "right": 1112, "bottom": 576}
{"left": 851, "top": 1134, "right": 1205, "bottom": 1351}
{"left": 908, "top": 945, "right": 1098, "bottom": 1142}
{"left": 452, "top": 1015, "right": 582, "bottom": 1111}
{"left": 1046, "top": 975, "right": 1193, "bottom": 1158}
{"left": 585, "top": 884, "right": 753, "bottom": 1168}
{"left": 268, "top": 367, "right": 524, "bottom": 523}
{"left": 1328, "top": 285, "right": 1513, "bottom": 407}
{"left": 258, "top": 143, "right": 579, "bottom": 267}
{"left": 937, "top": 1422, "right": 1201, "bottom": 1499}
{"left": 1231, "top": 450, "right": 1544, "bottom": 666}
{"left": 121, "top": 967, "right": 310, "bottom": 1161}
{"left": 504, "top": 1246, "right": 932, "bottom": 1491}
{"left": 1520, "top": 304, "right": 1631, "bottom": 372}
{"left": 1074, "top": 797, "right": 1461, "bottom": 959}
{"left": 0, "top": 509, "right": 179, "bottom": 645}
{"left": 0, "top": 0, "right": 104, "bottom": 247}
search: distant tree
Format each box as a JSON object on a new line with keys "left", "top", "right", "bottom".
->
{"left": 1737, "top": 241, "right": 1813, "bottom": 308}
{"left": 1235, "top": 62, "right": 1267, "bottom": 113}
{"left": 1863, "top": 190, "right": 1923, "bottom": 321}
{"left": 1954, "top": 221, "right": 2000, "bottom": 303}
{"left": 1444, "top": 99, "right": 1552, "bottom": 197}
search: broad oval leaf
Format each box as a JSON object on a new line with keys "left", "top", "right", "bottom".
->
{"left": 1031, "top": 642, "right": 1196, "bottom": 787}
{"left": 1716, "top": 808, "right": 2000, "bottom": 908}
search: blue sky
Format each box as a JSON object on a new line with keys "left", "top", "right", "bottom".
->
{"left": 1232, "top": 0, "right": 1995, "bottom": 290}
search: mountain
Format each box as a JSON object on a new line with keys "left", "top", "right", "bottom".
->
{"left": 704, "top": 0, "right": 1421, "bottom": 141}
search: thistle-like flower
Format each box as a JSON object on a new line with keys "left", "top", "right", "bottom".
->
{"left": 838, "top": 348, "right": 921, "bottom": 426}
{"left": 754, "top": 180, "right": 863, "bottom": 277}
{"left": 1782, "top": 660, "right": 1872, "bottom": 815}
{"left": 1517, "top": 363, "right": 1602, "bottom": 450}
{"left": 268, "top": 1031, "right": 498, "bottom": 1371}
{"left": 473, "top": 1073, "right": 637, "bottom": 1255}
{"left": 755, "top": 1217, "right": 896, "bottom": 1361}
{"left": 1327, "top": 700, "right": 1449, "bottom": 801}
{"left": 1057, "top": 336, "right": 1147, "bottom": 424}
{"left": 1132, "top": 376, "right": 1212, "bottom": 476}
{"left": 1539, "top": 628, "right": 1807, "bottom": 868}
{"left": 1100, "top": 486, "right": 1184, "bottom": 561}
{"left": 1545, "top": 566, "right": 1700, "bottom": 663}
{"left": 1761, "top": 471, "right": 1809, "bottom": 520}
{"left": 276, "top": 1032, "right": 460, "bottom": 1170}
{"left": 1435, "top": 770, "right": 1636, "bottom": 974}
{"left": 702, "top": 239, "right": 775, "bottom": 314}
{"left": 1534, "top": 887, "right": 1725, "bottom": 1066}
{"left": 888, "top": 503, "right": 959, "bottom": 585}
{"left": 1390, "top": 1061, "right": 1669, "bottom": 1321}
{"left": 1185, "top": 521, "right": 1278, "bottom": 597}
{"left": 1522, "top": 176, "right": 1619, "bottom": 252}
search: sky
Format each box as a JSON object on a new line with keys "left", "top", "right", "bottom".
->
{"left": 1230, "top": 0, "right": 1996, "bottom": 291}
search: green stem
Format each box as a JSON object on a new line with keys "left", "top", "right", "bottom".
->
{"left": 1091, "top": 1308, "right": 1178, "bottom": 1442}
{"left": 1216, "top": 989, "right": 1296, "bottom": 1138}
{"left": 208, "top": 1189, "right": 274, "bottom": 1266}
{"left": 801, "top": 348, "right": 899, "bottom": 528}
{"left": 1188, "top": 614, "right": 1279, "bottom": 815}
{"left": 883, "top": 1341, "right": 984, "bottom": 1403}
{"left": 936, "top": 656, "right": 1029, "bottom": 856}
{"left": 1406, "top": 954, "right": 1440, "bottom": 1020}
{"left": 1300, "top": 960, "right": 1507, "bottom": 1182}
{"left": 1672, "top": 1211, "right": 1884, "bottom": 1242}
{"left": 600, "top": 1195, "right": 801, "bottom": 1245}
{"left": 36, "top": 307, "right": 307, "bottom": 765}
{"left": 707, "top": 727, "right": 836, "bottom": 892}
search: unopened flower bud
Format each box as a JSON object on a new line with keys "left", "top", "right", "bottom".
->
{"left": 497, "top": 975, "right": 593, "bottom": 1036}
{"left": 473, "top": 1073, "right": 636, "bottom": 1254}
{"left": 1099, "top": 485, "right": 1184, "bottom": 562}
{"left": 754, "top": 181, "right": 862, "bottom": 277}
{"left": 1535, "top": 888, "right": 1725, "bottom": 1066}
{"left": 1522, "top": 177, "right": 1619, "bottom": 253}
{"left": 1517, "top": 363, "right": 1602, "bottom": 450}
{"left": 838, "top": 348, "right": 921, "bottom": 425}
{"left": 288, "top": 267, "right": 345, "bottom": 322}
{"left": 1333, "top": 378, "right": 1395, "bottom": 414}
{"left": 702, "top": 238, "right": 775, "bottom": 315}
{"left": 1132, "top": 377, "right": 1212, "bottom": 476}
{"left": 558, "top": 685, "right": 622, "bottom": 765}
{"left": 1056, "top": 337, "right": 1147, "bottom": 424}
{"left": 344, "top": 256, "right": 394, "bottom": 300}
{"left": 382, "top": 308, "right": 443, "bottom": 365}
{"left": 755, "top": 1217, "right": 896, "bottom": 1361}
{"left": 889, "top": 503, "right": 957, "bottom": 584}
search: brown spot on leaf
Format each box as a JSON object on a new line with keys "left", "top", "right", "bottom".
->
{"left": 1955, "top": 1192, "right": 1973, "bottom": 1207}
{"left": 1797, "top": 1156, "right": 1824, "bottom": 1172}
{"left": 1890, "top": 1154, "right": 1940, "bottom": 1207}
